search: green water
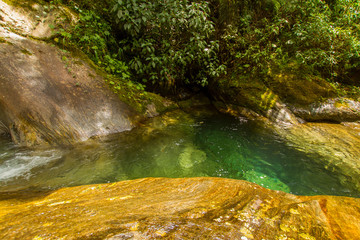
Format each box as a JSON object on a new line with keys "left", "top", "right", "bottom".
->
{"left": 0, "top": 110, "right": 359, "bottom": 197}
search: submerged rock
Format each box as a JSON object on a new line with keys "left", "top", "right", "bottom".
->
{"left": 210, "top": 65, "right": 360, "bottom": 195}
{"left": 178, "top": 144, "right": 206, "bottom": 170}
{"left": 244, "top": 169, "right": 290, "bottom": 193}
{"left": 1, "top": 177, "right": 360, "bottom": 239}
{"left": 276, "top": 121, "right": 360, "bottom": 192}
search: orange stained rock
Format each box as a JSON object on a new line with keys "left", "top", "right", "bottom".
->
{"left": 0, "top": 177, "right": 359, "bottom": 239}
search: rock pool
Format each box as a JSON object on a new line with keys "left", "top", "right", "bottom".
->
{"left": 0, "top": 110, "right": 358, "bottom": 197}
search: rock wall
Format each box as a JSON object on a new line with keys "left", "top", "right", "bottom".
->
{"left": 210, "top": 69, "right": 360, "bottom": 124}
{"left": 0, "top": 32, "right": 141, "bottom": 145}
{"left": 0, "top": 1, "right": 142, "bottom": 145}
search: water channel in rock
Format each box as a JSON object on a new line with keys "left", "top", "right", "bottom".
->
{"left": 0, "top": 110, "right": 359, "bottom": 197}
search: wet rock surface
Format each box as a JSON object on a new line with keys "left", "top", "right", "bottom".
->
{"left": 209, "top": 77, "right": 299, "bottom": 125}
{"left": 290, "top": 98, "right": 360, "bottom": 123}
{"left": 210, "top": 66, "right": 360, "bottom": 124}
{"left": 0, "top": 177, "right": 359, "bottom": 239}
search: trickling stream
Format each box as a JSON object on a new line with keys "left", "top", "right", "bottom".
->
{"left": 0, "top": 110, "right": 359, "bottom": 197}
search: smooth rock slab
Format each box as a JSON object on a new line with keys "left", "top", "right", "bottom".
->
{"left": 0, "top": 28, "right": 139, "bottom": 145}
{"left": 0, "top": 177, "right": 359, "bottom": 239}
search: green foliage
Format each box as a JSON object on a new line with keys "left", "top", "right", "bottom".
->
{"left": 55, "top": 4, "right": 130, "bottom": 79}
{"left": 290, "top": 0, "right": 360, "bottom": 79}
{"left": 329, "top": 81, "right": 360, "bottom": 98}
{"left": 217, "top": 0, "right": 360, "bottom": 82}
{"left": 113, "top": 0, "right": 225, "bottom": 89}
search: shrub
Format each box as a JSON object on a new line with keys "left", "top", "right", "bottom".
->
{"left": 112, "top": 0, "right": 225, "bottom": 90}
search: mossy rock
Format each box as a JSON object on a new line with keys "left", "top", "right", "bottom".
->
{"left": 178, "top": 93, "right": 212, "bottom": 109}
{"left": 0, "top": 32, "right": 140, "bottom": 146}
{"left": 1, "top": 0, "right": 77, "bottom": 39}
{"left": 2, "top": 0, "right": 44, "bottom": 9}
{"left": 210, "top": 71, "right": 280, "bottom": 115}
{"left": 266, "top": 67, "right": 337, "bottom": 107}
{"left": 105, "top": 76, "right": 178, "bottom": 117}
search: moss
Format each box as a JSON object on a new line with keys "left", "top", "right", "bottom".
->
{"left": 334, "top": 99, "right": 350, "bottom": 108}
{"left": 2, "top": 0, "right": 47, "bottom": 10}
{"left": 266, "top": 68, "right": 337, "bottom": 107}
{"left": 147, "top": 92, "right": 178, "bottom": 114}
{"left": 218, "top": 71, "right": 278, "bottom": 113}
{"left": 214, "top": 61, "right": 339, "bottom": 116}
{"left": 259, "top": 88, "right": 278, "bottom": 111}
{"left": 329, "top": 82, "right": 360, "bottom": 101}
{"left": 105, "top": 75, "right": 177, "bottom": 116}
{"left": 20, "top": 48, "right": 32, "bottom": 55}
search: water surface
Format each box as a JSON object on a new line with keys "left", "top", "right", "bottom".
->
{"left": 0, "top": 110, "right": 358, "bottom": 197}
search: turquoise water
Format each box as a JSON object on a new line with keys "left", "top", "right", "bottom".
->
{"left": 0, "top": 111, "right": 359, "bottom": 197}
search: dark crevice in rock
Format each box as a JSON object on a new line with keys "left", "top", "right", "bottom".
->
{"left": 0, "top": 101, "right": 10, "bottom": 137}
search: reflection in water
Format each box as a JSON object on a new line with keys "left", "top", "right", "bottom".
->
{"left": 0, "top": 110, "right": 359, "bottom": 197}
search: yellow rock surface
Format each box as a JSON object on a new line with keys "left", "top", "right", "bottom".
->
{"left": 1, "top": 177, "right": 359, "bottom": 239}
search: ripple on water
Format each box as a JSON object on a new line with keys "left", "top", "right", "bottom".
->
{"left": 0, "top": 149, "right": 63, "bottom": 182}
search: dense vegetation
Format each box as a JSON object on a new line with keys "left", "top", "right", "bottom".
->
{"left": 215, "top": 0, "right": 360, "bottom": 83}
{"left": 112, "top": 0, "right": 225, "bottom": 91}
{"left": 53, "top": 0, "right": 359, "bottom": 92}
{"left": 54, "top": 0, "right": 225, "bottom": 93}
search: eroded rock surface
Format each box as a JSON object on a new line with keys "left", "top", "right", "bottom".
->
{"left": 0, "top": 0, "right": 76, "bottom": 39}
{"left": 0, "top": 28, "right": 139, "bottom": 145}
{"left": 0, "top": 177, "right": 359, "bottom": 239}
